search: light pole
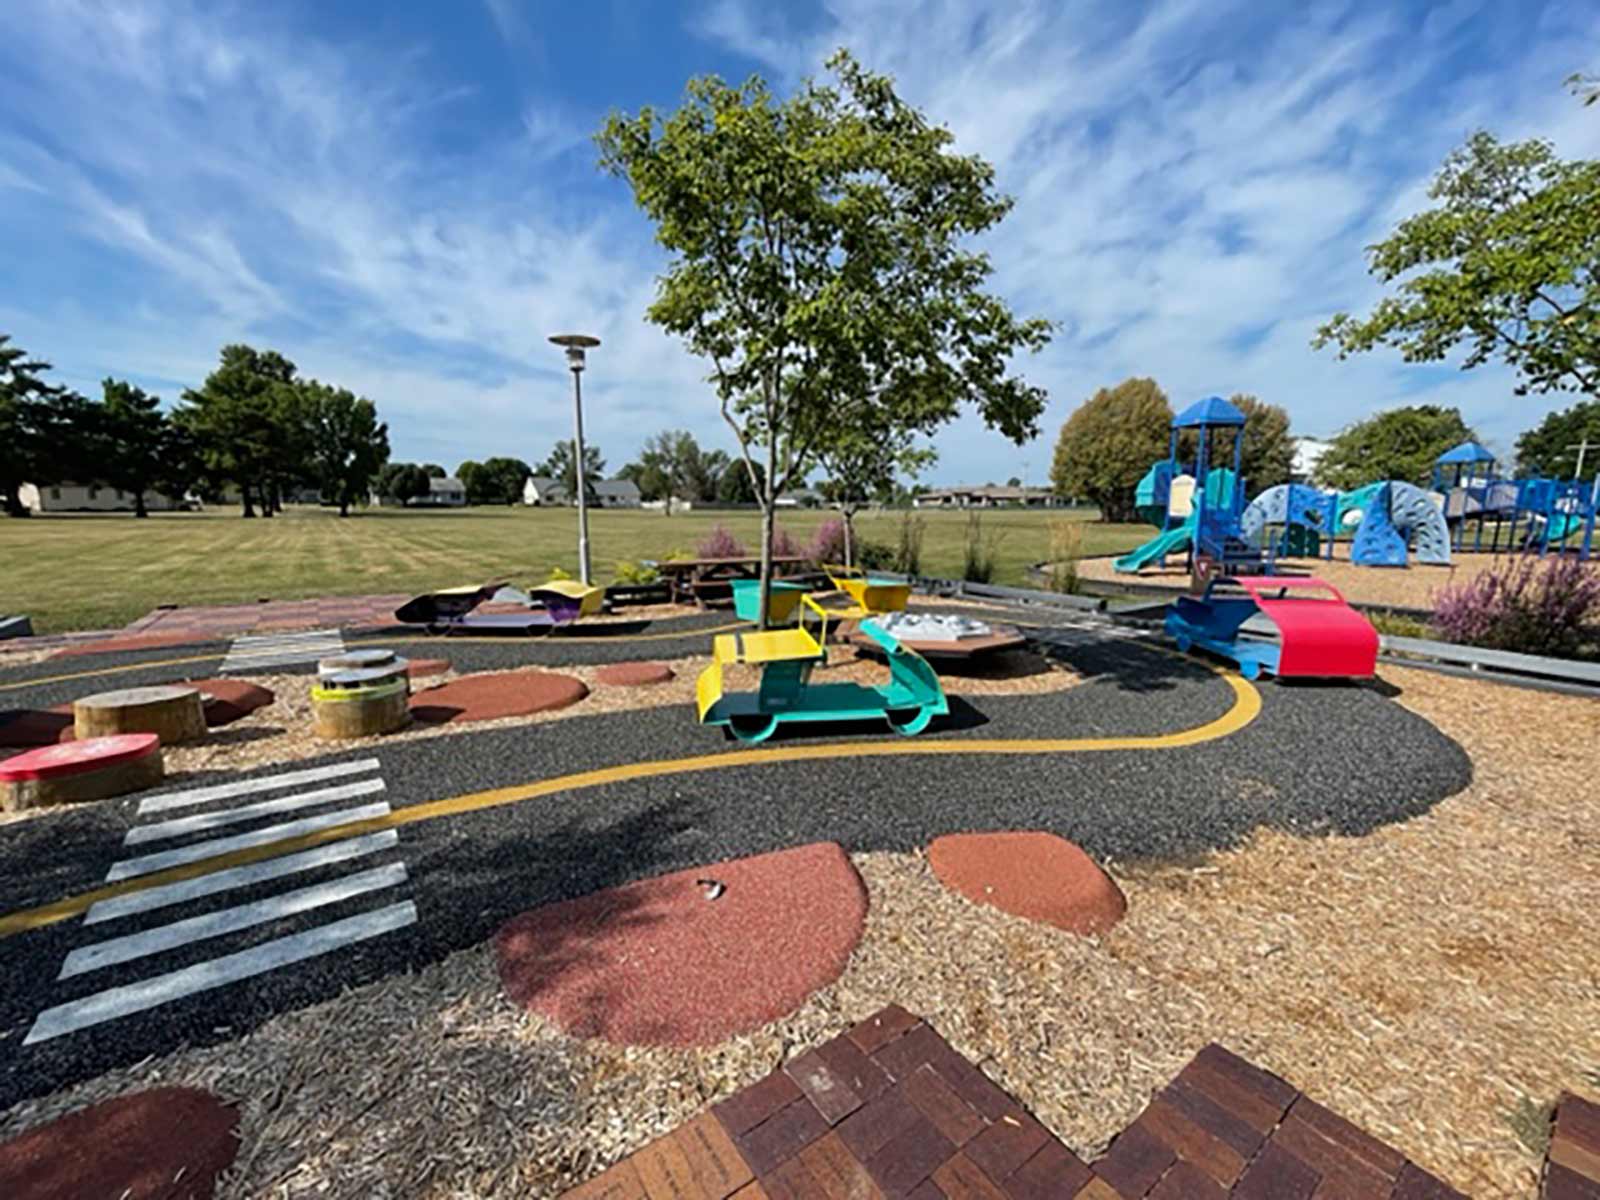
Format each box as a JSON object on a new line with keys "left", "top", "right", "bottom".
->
{"left": 548, "top": 334, "right": 600, "bottom": 585}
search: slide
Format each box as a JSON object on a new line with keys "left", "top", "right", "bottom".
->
{"left": 1114, "top": 519, "right": 1193, "bottom": 573}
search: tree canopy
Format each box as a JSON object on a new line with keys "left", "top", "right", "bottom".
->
{"left": 541, "top": 439, "right": 604, "bottom": 501}
{"left": 98, "top": 379, "right": 194, "bottom": 517}
{"left": 1515, "top": 398, "right": 1600, "bottom": 478}
{"left": 1050, "top": 378, "right": 1170, "bottom": 522}
{"left": 632, "top": 430, "right": 729, "bottom": 512}
{"left": 376, "top": 462, "right": 431, "bottom": 506}
{"left": 304, "top": 382, "right": 389, "bottom": 516}
{"left": 478, "top": 456, "right": 532, "bottom": 505}
{"left": 816, "top": 429, "right": 933, "bottom": 564}
{"left": 1314, "top": 405, "right": 1478, "bottom": 490}
{"left": 0, "top": 335, "right": 69, "bottom": 517}
{"left": 1228, "top": 393, "right": 1295, "bottom": 491}
{"left": 597, "top": 50, "right": 1050, "bottom": 622}
{"left": 1314, "top": 131, "right": 1600, "bottom": 398}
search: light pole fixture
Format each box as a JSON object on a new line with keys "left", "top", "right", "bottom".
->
{"left": 548, "top": 333, "right": 601, "bottom": 585}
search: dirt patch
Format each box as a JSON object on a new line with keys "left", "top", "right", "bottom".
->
{"left": 0, "top": 1085, "right": 238, "bottom": 1200}
{"left": 495, "top": 843, "right": 867, "bottom": 1047}
{"left": 410, "top": 671, "right": 590, "bottom": 725}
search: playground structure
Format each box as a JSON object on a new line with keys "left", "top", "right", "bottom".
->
{"left": 695, "top": 594, "right": 948, "bottom": 743}
{"left": 1433, "top": 441, "right": 1596, "bottom": 560}
{"left": 1165, "top": 575, "right": 1379, "bottom": 680}
{"left": 393, "top": 579, "right": 604, "bottom": 635}
{"left": 1114, "top": 396, "right": 1258, "bottom": 576}
{"left": 1240, "top": 480, "right": 1452, "bottom": 567}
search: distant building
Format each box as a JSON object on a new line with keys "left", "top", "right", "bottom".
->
{"left": 421, "top": 477, "right": 466, "bottom": 507}
{"left": 912, "top": 484, "right": 1060, "bottom": 509}
{"left": 1290, "top": 437, "right": 1332, "bottom": 485}
{"left": 522, "top": 476, "right": 569, "bottom": 506}
{"left": 775, "top": 487, "right": 824, "bottom": 508}
{"left": 594, "top": 479, "right": 642, "bottom": 508}
{"left": 18, "top": 482, "right": 187, "bottom": 513}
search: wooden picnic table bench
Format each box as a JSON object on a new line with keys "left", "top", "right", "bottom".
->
{"left": 648, "top": 556, "right": 811, "bottom": 607}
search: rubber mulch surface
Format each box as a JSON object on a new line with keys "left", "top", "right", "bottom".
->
{"left": 494, "top": 842, "right": 867, "bottom": 1046}
{"left": 927, "top": 830, "right": 1127, "bottom": 935}
{"left": 594, "top": 661, "right": 676, "bottom": 686}
{"left": 0, "top": 1085, "right": 238, "bottom": 1200}
{"left": 410, "top": 671, "right": 590, "bottom": 724}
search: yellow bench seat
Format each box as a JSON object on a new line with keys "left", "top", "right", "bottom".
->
{"left": 713, "top": 628, "right": 825, "bottom": 665}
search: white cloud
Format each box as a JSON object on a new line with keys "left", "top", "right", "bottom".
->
{"left": 2, "top": 0, "right": 1598, "bottom": 487}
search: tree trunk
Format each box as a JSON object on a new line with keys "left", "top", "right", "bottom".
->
{"left": 339, "top": 495, "right": 351, "bottom": 517}
{"left": 241, "top": 482, "right": 256, "bottom": 518}
{"left": 134, "top": 490, "right": 148, "bottom": 518}
{"left": 842, "top": 508, "right": 855, "bottom": 568}
{"left": 758, "top": 426, "right": 779, "bottom": 630}
{"left": 2, "top": 483, "right": 26, "bottom": 517}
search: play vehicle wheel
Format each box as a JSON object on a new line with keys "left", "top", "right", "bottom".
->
{"left": 1240, "top": 660, "right": 1261, "bottom": 681}
{"left": 886, "top": 706, "right": 934, "bottom": 737}
{"left": 727, "top": 714, "right": 780, "bottom": 743}
{"left": 426, "top": 620, "right": 449, "bottom": 636}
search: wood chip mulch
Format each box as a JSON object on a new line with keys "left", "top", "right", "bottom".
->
{"left": 0, "top": 667, "right": 1590, "bottom": 1199}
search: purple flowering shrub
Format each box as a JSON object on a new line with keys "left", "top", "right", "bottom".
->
{"left": 1430, "top": 555, "right": 1600, "bottom": 658}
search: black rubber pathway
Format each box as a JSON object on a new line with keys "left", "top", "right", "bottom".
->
{"left": 0, "top": 628, "right": 1470, "bottom": 1113}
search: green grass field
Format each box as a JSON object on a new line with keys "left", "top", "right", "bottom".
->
{"left": 0, "top": 505, "right": 1149, "bottom": 633}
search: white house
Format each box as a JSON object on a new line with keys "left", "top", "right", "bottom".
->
{"left": 422, "top": 477, "right": 466, "bottom": 506}
{"left": 522, "top": 475, "right": 569, "bottom": 506}
{"left": 1290, "top": 437, "right": 1332, "bottom": 485}
{"left": 594, "top": 479, "right": 642, "bottom": 508}
{"left": 18, "top": 482, "right": 186, "bottom": 513}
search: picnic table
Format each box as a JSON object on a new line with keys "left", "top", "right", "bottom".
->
{"left": 649, "top": 556, "right": 810, "bottom": 607}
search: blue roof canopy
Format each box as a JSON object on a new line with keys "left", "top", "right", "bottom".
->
{"left": 1172, "top": 395, "right": 1246, "bottom": 429}
{"left": 1435, "top": 441, "right": 1496, "bottom": 465}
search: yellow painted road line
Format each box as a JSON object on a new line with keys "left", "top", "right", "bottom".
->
{"left": 0, "top": 668, "right": 1258, "bottom": 940}
{"left": 0, "top": 623, "right": 750, "bottom": 693}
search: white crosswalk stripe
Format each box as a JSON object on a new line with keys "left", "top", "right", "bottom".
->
{"left": 220, "top": 629, "right": 344, "bottom": 673}
{"left": 25, "top": 759, "right": 415, "bottom": 1044}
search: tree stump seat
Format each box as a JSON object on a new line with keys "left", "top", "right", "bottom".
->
{"left": 311, "top": 677, "right": 410, "bottom": 739}
{"left": 0, "top": 734, "right": 163, "bottom": 811}
{"left": 73, "top": 685, "right": 207, "bottom": 745}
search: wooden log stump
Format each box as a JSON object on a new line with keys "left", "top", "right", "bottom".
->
{"left": 1, "top": 734, "right": 163, "bottom": 812}
{"left": 312, "top": 679, "right": 410, "bottom": 739}
{"left": 73, "top": 685, "right": 207, "bottom": 745}
{"left": 319, "top": 652, "right": 410, "bottom": 694}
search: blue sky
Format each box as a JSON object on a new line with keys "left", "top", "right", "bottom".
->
{"left": 1, "top": 0, "right": 1596, "bottom": 485}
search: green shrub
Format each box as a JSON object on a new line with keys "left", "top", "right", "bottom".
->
{"left": 612, "top": 559, "right": 659, "bottom": 585}
{"left": 1047, "top": 519, "right": 1083, "bottom": 593}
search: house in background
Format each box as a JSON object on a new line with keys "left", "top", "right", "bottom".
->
{"left": 421, "top": 477, "right": 466, "bottom": 506}
{"left": 522, "top": 476, "right": 569, "bottom": 506}
{"left": 18, "top": 482, "right": 187, "bottom": 513}
{"left": 594, "top": 479, "right": 642, "bottom": 508}
{"left": 912, "top": 484, "right": 1059, "bottom": 509}
{"left": 774, "top": 487, "right": 824, "bottom": 508}
{"left": 1290, "top": 437, "right": 1332, "bottom": 485}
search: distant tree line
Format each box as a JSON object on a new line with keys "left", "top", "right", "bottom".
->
{"left": 1, "top": 335, "right": 390, "bottom": 518}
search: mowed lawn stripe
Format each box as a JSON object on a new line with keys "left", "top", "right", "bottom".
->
{"left": 0, "top": 506, "right": 1147, "bottom": 633}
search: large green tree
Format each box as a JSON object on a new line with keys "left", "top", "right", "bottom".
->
{"left": 176, "top": 345, "right": 300, "bottom": 517}
{"left": 304, "top": 382, "right": 389, "bottom": 516}
{"left": 1516, "top": 399, "right": 1600, "bottom": 478}
{"left": 634, "top": 430, "right": 730, "bottom": 513}
{"left": 376, "top": 461, "right": 431, "bottom": 506}
{"left": 1314, "top": 405, "right": 1478, "bottom": 490}
{"left": 0, "top": 335, "right": 68, "bottom": 516}
{"left": 598, "top": 51, "right": 1051, "bottom": 624}
{"left": 541, "top": 440, "right": 603, "bottom": 502}
{"left": 1229, "top": 394, "right": 1295, "bottom": 491}
{"left": 1314, "top": 131, "right": 1600, "bottom": 398}
{"left": 98, "top": 379, "right": 194, "bottom": 517}
{"left": 1050, "top": 378, "right": 1171, "bottom": 522}
{"left": 478, "top": 456, "right": 532, "bottom": 505}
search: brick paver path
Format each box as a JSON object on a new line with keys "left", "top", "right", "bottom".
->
{"left": 119, "top": 594, "right": 408, "bottom": 640}
{"left": 561, "top": 1005, "right": 1471, "bottom": 1198}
